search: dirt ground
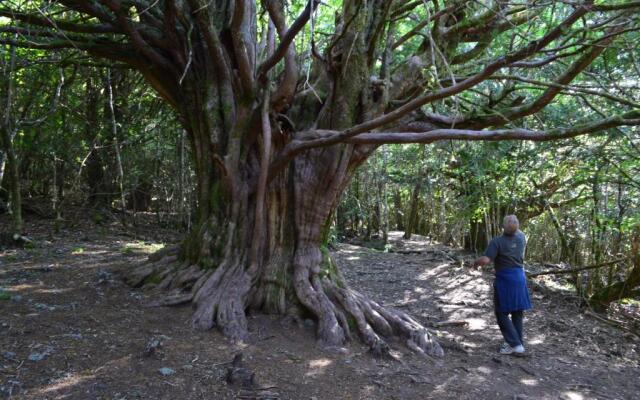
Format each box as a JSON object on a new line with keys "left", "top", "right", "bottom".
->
{"left": 1, "top": 216, "right": 639, "bottom": 400}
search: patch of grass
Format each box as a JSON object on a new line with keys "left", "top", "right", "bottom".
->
{"left": 620, "top": 298, "right": 640, "bottom": 306}
{"left": 93, "top": 212, "right": 105, "bottom": 225}
{"left": 361, "top": 239, "right": 387, "bottom": 251}
{"left": 71, "top": 247, "right": 85, "bottom": 255}
{"left": 120, "top": 241, "right": 164, "bottom": 255}
{"left": 121, "top": 246, "right": 135, "bottom": 255}
{"left": 143, "top": 273, "right": 164, "bottom": 285}
{"left": 2, "top": 254, "right": 18, "bottom": 262}
{"left": 0, "top": 290, "right": 11, "bottom": 301}
{"left": 25, "top": 247, "right": 42, "bottom": 257}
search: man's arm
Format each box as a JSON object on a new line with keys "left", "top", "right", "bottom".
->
{"left": 473, "top": 238, "right": 497, "bottom": 270}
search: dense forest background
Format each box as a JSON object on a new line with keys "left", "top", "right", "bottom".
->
{"left": 2, "top": 57, "right": 638, "bottom": 310}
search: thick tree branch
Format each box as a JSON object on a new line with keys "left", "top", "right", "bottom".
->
{"left": 458, "top": 26, "right": 626, "bottom": 129}
{"left": 392, "top": 5, "right": 456, "bottom": 49}
{"left": 443, "top": 3, "right": 517, "bottom": 39}
{"left": 59, "top": 0, "right": 120, "bottom": 26}
{"left": 268, "top": 110, "right": 639, "bottom": 178}
{"left": 0, "top": 37, "right": 96, "bottom": 50}
{"left": 0, "top": 9, "right": 122, "bottom": 34}
{"left": 230, "top": 0, "right": 255, "bottom": 95}
{"left": 342, "top": 111, "right": 640, "bottom": 144}
{"left": 488, "top": 75, "right": 640, "bottom": 109}
{"left": 263, "top": 0, "right": 298, "bottom": 112}
{"left": 186, "top": 0, "right": 232, "bottom": 84}
{"left": 390, "top": 0, "right": 423, "bottom": 19}
{"left": 258, "top": 0, "right": 320, "bottom": 76}
{"left": 100, "top": 0, "right": 177, "bottom": 76}
{"left": 592, "top": 1, "right": 640, "bottom": 11}
{"left": 163, "top": 0, "right": 186, "bottom": 67}
{"left": 0, "top": 26, "right": 93, "bottom": 40}
{"left": 313, "top": 4, "right": 591, "bottom": 144}
{"left": 287, "top": 110, "right": 640, "bottom": 149}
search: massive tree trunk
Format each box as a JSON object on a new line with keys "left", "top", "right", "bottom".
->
{"left": 127, "top": 115, "right": 442, "bottom": 356}
{"left": 123, "top": 0, "right": 442, "bottom": 357}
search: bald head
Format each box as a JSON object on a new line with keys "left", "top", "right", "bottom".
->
{"left": 503, "top": 215, "right": 520, "bottom": 235}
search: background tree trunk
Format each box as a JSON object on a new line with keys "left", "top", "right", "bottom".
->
{"left": 0, "top": 43, "right": 22, "bottom": 240}
{"left": 403, "top": 181, "right": 422, "bottom": 240}
{"left": 84, "top": 76, "right": 112, "bottom": 211}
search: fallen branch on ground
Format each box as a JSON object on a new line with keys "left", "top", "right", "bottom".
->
{"left": 583, "top": 310, "right": 640, "bottom": 339}
{"left": 432, "top": 320, "right": 469, "bottom": 328}
{"left": 527, "top": 258, "right": 628, "bottom": 278}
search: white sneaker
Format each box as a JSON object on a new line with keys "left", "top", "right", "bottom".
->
{"left": 499, "top": 342, "right": 513, "bottom": 354}
{"left": 499, "top": 342, "right": 525, "bottom": 355}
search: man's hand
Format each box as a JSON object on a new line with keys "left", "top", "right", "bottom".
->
{"left": 472, "top": 256, "right": 491, "bottom": 271}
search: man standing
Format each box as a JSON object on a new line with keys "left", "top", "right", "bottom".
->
{"left": 474, "top": 215, "right": 531, "bottom": 355}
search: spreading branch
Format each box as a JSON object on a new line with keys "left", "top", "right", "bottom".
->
{"left": 303, "top": 4, "right": 592, "bottom": 147}
{"left": 258, "top": 0, "right": 320, "bottom": 76}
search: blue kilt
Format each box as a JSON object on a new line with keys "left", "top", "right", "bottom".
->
{"left": 494, "top": 266, "right": 532, "bottom": 313}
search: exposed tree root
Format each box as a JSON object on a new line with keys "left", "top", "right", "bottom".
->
{"left": 124, "top": 248, "right": 443, "bottom": 357}
{"left": 0, "top": 233, "right": 33, "bottom": 249}
{"left": 191, "top": 257, "right": 252, "bottom": 342}
{"left": 325, "top": 282, "right": 443, "bottom": 357}
{"left": 291, "top": 246, "right": 443, "bottom": 357}
{"left": 123, "top": 255, "right": 178, "bottom": 287}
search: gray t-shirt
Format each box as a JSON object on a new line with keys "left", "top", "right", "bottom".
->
{"left": 484, "top": 231, "right": 526, "bottom": 271}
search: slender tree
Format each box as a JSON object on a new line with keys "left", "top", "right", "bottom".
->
{"left": 1, "top": 43, "right": 64, "bottom": 241}
{"left": 0, "top": 43, "right": 22, "bottom": 240}
{"left": 2, "top": 0, "right": 639, "bottom": 356}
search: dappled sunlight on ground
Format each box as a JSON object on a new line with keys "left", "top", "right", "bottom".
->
{"left": 36, "top": 372, "right": 95, "bottom": 395}
{"left": 465, "top": 317, "right": 488, "bottom": 330}
{"left": 1, "top": 222, "right": 638, "bottom": 399}
{"left": 520, "top": 378, "right": 538, "bottom": 386}
{"left": 333, "top": 232, "right": 640, "bottom": 399}
{"left": 528, "top": 334, "right": 546, "bottom": 345}
{"left": 6, "top": 283, "right": 43, "bottom": 292}
{"left": 33, "top": 287, "right": 74, "bottom": 295}
{"left": 563, "top": 391, "right": 585, "bottom": 400}
{"left": 417, "top": 263, "right": 450, "bottom": 280}
{"left": 305, "top": 358, "right": 333, "bottom": 378}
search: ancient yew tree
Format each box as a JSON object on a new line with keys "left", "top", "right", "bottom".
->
{"left": 2, "top": 0, "right": 639, "bottom": 356}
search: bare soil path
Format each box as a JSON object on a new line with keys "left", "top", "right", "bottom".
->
{"left": 1, "top": 218, "right": 638, "bottom": 399}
